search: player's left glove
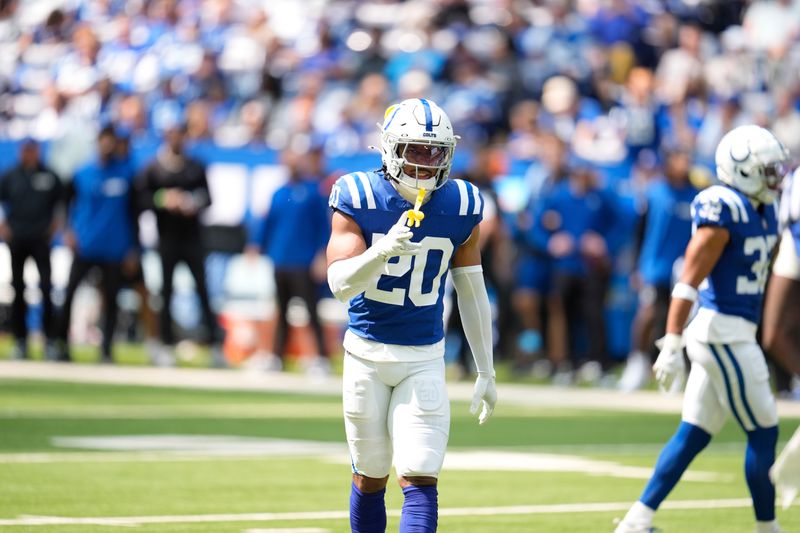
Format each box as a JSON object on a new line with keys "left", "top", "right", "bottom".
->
{"left": 653, "top": 333, "right": 686, "bottom": 393}
{"left": 470, "top": 372, "right": 497, "bottom": 425}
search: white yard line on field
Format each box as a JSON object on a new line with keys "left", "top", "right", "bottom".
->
{"left": 243, "top": 529, "right": 329, "bottom": 533}
{"left": 0, "top": 498, "right": 755, "bottom": 527}
{"left": 4, "top": 360, "right": 800, "bottom": 417}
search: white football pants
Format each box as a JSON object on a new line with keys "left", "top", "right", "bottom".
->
{"left": 343, "top": 352, "right": 450, "bottom": 479}
{"left": 683, "top": 337, "right": 778, "bottom": 434}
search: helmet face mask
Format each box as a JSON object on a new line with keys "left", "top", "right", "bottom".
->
{"left": 379, "top": 99, "right": 457, "bottom": 202}
{"left": 395, "top": 141, "right": 454, "bottom": 187}
{"left": 715, "top": 125, "right": 791, "bottom": 204}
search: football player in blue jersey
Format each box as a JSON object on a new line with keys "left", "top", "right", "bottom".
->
{"left": 765, "top": 167, "right": 800, "bottom": 508}
{"left": 615, "top": 125, "right": 790, "bottom": 533}
{"left": 326, "top": 99, "right": 497, "bottom": 533}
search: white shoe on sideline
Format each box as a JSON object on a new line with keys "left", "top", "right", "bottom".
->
{"left": 576, "top": 360, "right": 602, "bottom": 384}
{"left": 209, "top": 345, "right": 228, "bottom": 368}
{"left": 618, "top": 351, "right": 652, "bottom": 392}
{"left": 305, "top": 355, "right": 331, "bottom": 379}
{"left": 245, "top": 351, "right": 283, "bottom": 373}
{"left": 153, "top": 346, "right": 177, "bottom": 368}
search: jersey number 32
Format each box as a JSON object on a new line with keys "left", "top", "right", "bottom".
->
{"left": 736, "top": 235, "right": 777, "bottom": 295}
{"left": 365, "top": 234, "right": 454, "bottom": 307}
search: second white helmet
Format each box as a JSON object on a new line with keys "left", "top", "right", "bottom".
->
{"left": 379, "top": 99, "right": 457, "bottom": 201}
{"left": 715, "top": 125, "right": 790, "bottom": 204}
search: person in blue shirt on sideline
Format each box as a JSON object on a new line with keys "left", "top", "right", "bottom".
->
{"left": 530, "top": 160, "right": 621, "bottom": 383}
{"left": 512, "top": 133, "right": 570, "bottom": 378}
{"left": 246, "top": 145, "right": 331, "bottom": 374}
{"left": 618, "top": 148, "right": 699, "bottom": 392}
{"left": 55, "top": 125, "right": 139, "bottom": 363}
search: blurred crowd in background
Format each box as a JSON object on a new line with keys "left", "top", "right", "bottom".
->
{"left": 1, "top": 0, "right": 800, "bottom": 391}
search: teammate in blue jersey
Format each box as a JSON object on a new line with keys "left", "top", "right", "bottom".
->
{"left": 765, "top": 167, "right": 800, "bottom": 507}
{"left": 326, "top": 99, "right": 497, "bottom": 533}
{"left": 615, "top": 125, "right": 790, "bottom": 533}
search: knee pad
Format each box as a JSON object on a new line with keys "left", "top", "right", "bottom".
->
{"left": 350, "top": 444, "right": 393, "bottom": 479}
{"left": 392, "top": 374, "right": 449, "bottom": 479}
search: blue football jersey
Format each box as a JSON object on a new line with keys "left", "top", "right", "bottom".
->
{"left": 329, "top": 170, "right": 483, "bottom": 345}
{"left": 692, "top": 185, "right": 778, "bottom": 323}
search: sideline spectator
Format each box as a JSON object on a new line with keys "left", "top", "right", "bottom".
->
{"left": 246, "top": 146, "right": 330, "bottom": 374}
{"left": 116, "top": 131, "right": 160, "bottom": 356}
{"left": 618, "top": 148, "right": 698, "bottom": 391}
{"left": 56, "top": 126, "right": 138, "bottom": 363}
{"left": 513, "top": 134, "right": 570, "bottom": 378}
{"left": 533, "top": 161, "right": 621, "bottom": 384}
{"left": 136, "top": 125, "right": 224, "bottom": 367}
{"left": 0, "top": 140, "right": 64, "bottom": 359}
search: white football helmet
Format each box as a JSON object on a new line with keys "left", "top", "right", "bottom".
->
{"left": 379, "top": 99, "right": 457, "bottom": 202}
{"left": 715, "top": 125, "right": 790, "bottom": 204}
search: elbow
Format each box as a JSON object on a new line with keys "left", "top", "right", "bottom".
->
{"left": 329, "top": 284, "right": 351, "bottom": 303}
{"left": 327, "top": 263, "right": 353, "bottom": 302}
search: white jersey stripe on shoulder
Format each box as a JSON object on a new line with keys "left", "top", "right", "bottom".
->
{"left": 455, "top": 179, "right": 469, "bottom": 216}
{"left": 471, "top": 183, "right": 481, "bottom": 215}
{"left": 356, "top": 172, "right": 376, "bottom": 209}
{"left": 712, "top": 188, "right": 739, "bottom": 223}
{"left": 342, "top": 174, "right": 361, "bottom": 209}
{"left": 727, "top": 189, "right": 750, "bottom": 224}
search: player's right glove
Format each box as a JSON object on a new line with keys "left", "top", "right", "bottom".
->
{"left": 653, "top": 332, "right": 686, "bottom": 393}
{"left": 470, "top": 372, "right": 497, "bottom": 425}
{"left": 372, "top": 212, "right": 422, "bottom": 261}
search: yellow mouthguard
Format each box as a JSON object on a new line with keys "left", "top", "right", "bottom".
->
{"left": 406, "top": 188, "right": 426, "bottom": 228}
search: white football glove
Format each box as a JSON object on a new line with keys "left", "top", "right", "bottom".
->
{"left": 653, "top": 333, "right": 686, "bottom": 394}
{"left": 470, "top": 372, "right": 497, "bottom": 425}
{"left": 373, "top": 212, "right": 421, "bottom": 261}
{"left": 772, "top": 426, "right": 800, "bottom": 509}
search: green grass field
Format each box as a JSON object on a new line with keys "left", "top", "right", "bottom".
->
{"left": 0, "top": 376, "right": 798, "bottom": 532}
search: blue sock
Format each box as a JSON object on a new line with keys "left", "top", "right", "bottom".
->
{"left": 746, "top": 426, "right": 778, "bottom": 522}
{"left": 641, "top": 421, "right": 711, "bottom": 509}
{"left": 350, "top": 483, "right": 386, "bottom": 533}
{"left": 399, "top": 485, "right": 438, "bottom": 533}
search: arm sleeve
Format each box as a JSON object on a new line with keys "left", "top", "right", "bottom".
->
{"left": 327, "top": 245, "right": 386, "bottom": 302}
{"left": 452, "top": 265, "right": 494, "bottom": 376}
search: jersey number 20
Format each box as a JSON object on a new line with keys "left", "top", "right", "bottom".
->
{"left": 736, "top": 235, "right": 777, "bottom": 295}
{"left": 365, "top": 235, "right": 454, "bottom": 307}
